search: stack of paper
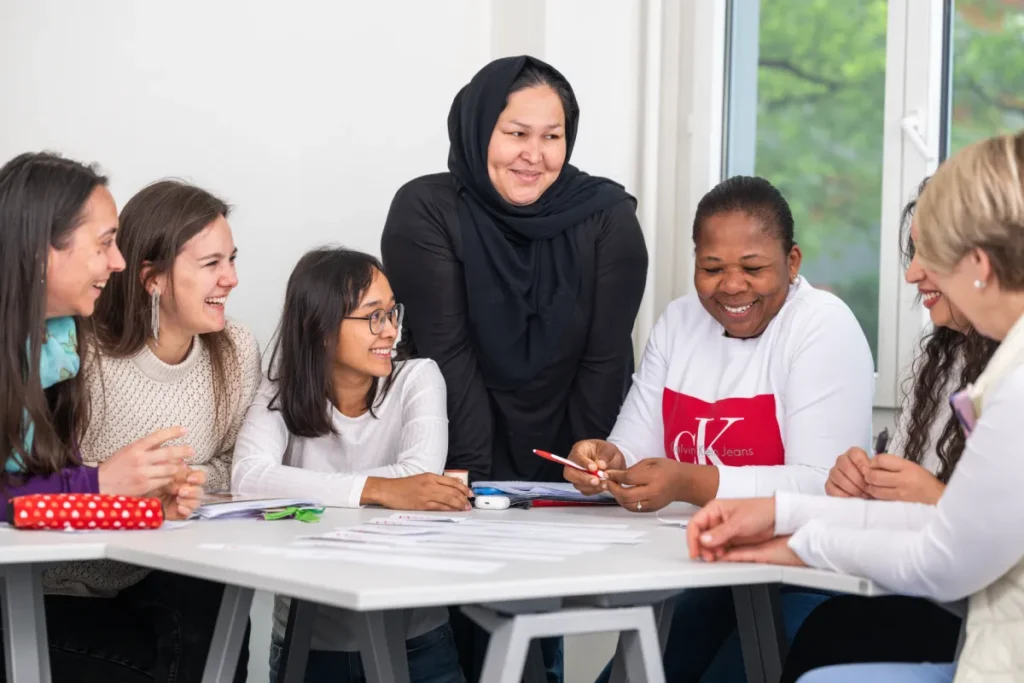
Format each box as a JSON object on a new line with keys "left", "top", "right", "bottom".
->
{"left": 200, "top": 513, "right": 649, "bottom": 574}
{"left": 472, "top": 481, "right": 615, "bottom": 503}
{"left": 192, "top": 493, "right": 320, "bottom": 520}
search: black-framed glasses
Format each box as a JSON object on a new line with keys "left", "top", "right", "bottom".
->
{"left": 344, "top": 303, "right": 404, "bottom": 335}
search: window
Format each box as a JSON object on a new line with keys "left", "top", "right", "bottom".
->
{"left": 725, "top": 0, "right": 889, "bottom": 366}
{"left": 944, "top": 0, "right": 1024, "bottom": 156}
{"left": 723, "top": 0, "right": 950, "bottom": 407}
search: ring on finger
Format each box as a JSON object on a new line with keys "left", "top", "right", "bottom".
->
{"left": 636, "top": 501, "right": 643, "bottom": 511}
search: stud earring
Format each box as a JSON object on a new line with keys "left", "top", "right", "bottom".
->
{"left": 974, "top": 279, "right": 986, "bottom": 290}
{"left": 150, "top": 289, "right": 160, "bottom": 344}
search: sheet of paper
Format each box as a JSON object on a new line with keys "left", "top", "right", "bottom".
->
{"left": 292, "top": 539, "right": 572, "bottom": 562}
{"left": 198, "top": 543, "right": 502, "bottom": 574}
{"left": 303, "top": 529, "right": 599, "bottom": 556}
{"left": 368, "top": 517, "right": 644, "bottom": 544}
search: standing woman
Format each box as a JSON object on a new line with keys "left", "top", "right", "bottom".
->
{"left": 0, "top": 152, "right": 204, "bottom": 681}
{"left": 381, "top": 56, "right": 648, "bottom": 681}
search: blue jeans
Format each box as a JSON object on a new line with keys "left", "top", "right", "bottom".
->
{"left": 797, "top": 663, "right": 956, "bottom": 683}
{"left": 595, "top": 586, "right": 829, "bottom": 683}
{"left": 268, "top": 623, "right": 464, "bottom": 683}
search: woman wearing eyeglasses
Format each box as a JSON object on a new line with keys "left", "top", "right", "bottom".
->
{"left": 232, "top": 247, "right": 471, "bottom": 683}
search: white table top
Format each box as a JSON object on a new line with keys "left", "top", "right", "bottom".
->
{"left": 0, "top": 526, "right": 106, "bottom": 563}
{"left": 0, "top": 505, "right": 881, "bottom": 607}
{"left": 101, "top": 506, "right": 877, "bottom": 611}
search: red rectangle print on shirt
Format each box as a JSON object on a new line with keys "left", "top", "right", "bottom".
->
{"left": 662, "top": 390, "right": 784, "bottom": 467}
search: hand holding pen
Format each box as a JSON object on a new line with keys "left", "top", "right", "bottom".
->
{"left": 560, "top": 439, "right": 626, "bottom": 495}
{"left": 825, "top": 429, "right": 889, "bottom": 499}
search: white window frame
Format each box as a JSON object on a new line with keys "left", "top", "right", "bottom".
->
{"left": 720, "top": 0, "right": 946, "bottom": 408}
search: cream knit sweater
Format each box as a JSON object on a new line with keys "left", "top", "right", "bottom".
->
{"left": 43, "top": 321, "right": 262, "bottom": 597}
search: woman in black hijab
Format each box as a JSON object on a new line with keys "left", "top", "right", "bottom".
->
{"left": 382, "top": 55, "right": 648, "bottom": 682}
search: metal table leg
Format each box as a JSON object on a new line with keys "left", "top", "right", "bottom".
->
{"left": 608, "top": 596, "right": 675, "bottom": 683}
{"left": 201, "top": 584, "right": 255, "bottom": 683}
{"left": 353, "top": 610, "right": 410, "bottom": 683}
{"left": 277, "top": 598, "right": 317, "bottom": 683}
{"left": 2, "top": 564, "right": 51, "bottom": 683}
{"left": 734, "top": 584, "right": 786, "bottom": 683}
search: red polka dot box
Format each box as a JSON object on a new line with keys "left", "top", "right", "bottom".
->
{"left": 9, "top": 494, "right": 164, "bottom": 530}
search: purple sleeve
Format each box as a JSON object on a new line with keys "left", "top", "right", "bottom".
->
{"left": 0, "top": 465, "right": 100, "bottom": 522}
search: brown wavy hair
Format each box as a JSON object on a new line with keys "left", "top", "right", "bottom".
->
{"left": 0, "top": 152, "right": 106, "bottom": 483}
{"left": 898, "top": 181, "right": 998, "bottom": 481}
{"left": 92, "top": 180, "right": 237, "bottom": 432}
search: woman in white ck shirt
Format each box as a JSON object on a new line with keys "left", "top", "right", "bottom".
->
{"left": 232, "top": 248, "right": 471, "bottom": 683}
{"left": 689, "top": 131, "right": 1024, "bottom": 683}
{"left": 571, "top": 176, "right": 876, "bottom": 683}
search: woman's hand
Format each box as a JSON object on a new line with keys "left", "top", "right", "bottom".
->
{"left": 363, "top": 473, "right": 473, "bottom": 512}
{"left": 160, "top": 466, "right": 206, "bottom": 521}
{"left": 98, "top": 427, "right": 194, "bottom": 497}
{"left": 721, "top": 536, "right": 806, "bottom": 567}
{"left": 563, "top": 439, "right": 626, "bottom": 495}
{"left": 603, "top": 459, "right": 686, "bottom": 512}
{"left": 687, "top": 497, "right": 777, "bottom": 562}
{"left": 825, "top": 447, "right": 872, "bottom": 498}
{"left": 865, "top": 455, "right": 946, "bottom": 504}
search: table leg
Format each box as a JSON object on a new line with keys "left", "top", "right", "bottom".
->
{"left": 734, "top": 584, "right": 786, "bottom": 683}
{"left": 277, "top": 598, "right": 317, "bottom": 683}
{"left": 608, "top": 597, "right": 674, "bottom": 683}
{"left": 353, "top": 610, "right": 410, "bottom": 683}
{"left": 2, "top": 564, "right": 51, "bottom": 683}
{"left": 201, "top": 584, "right": 254, "bottom": 683}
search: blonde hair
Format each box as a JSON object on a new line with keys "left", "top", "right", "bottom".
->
{"left": 916, "top": 130, "right": 1024, "bottom": 290}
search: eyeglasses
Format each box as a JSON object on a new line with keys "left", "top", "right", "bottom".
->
{"left": 344, "top": 303, "right": 404, "bottom": 336}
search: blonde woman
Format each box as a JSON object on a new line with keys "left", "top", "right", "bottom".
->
{"left": 687, "top": 130, "right": 1024, "bottom": 683}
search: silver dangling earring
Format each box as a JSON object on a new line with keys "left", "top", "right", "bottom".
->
{"left": 150, "top": 289, "right": 160, "bottom": 345}
{"left": 974, "top": 279, "right": 986, "bottom": 290}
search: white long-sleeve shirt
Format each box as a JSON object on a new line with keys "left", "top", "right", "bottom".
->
{"left": 609, "top": 277, "right": 874, "bottom": 499}
{"left": 232, "top": 358, "right": 447, "bottom": 508}
{"left": 231, "top": 358, "right": 449, "bottom": 651}
{"left": 777, "top": 364, "right": 1024, "bottom": 603}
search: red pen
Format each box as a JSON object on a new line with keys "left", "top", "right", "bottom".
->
{"left": 532, "top": 449, "right": 608, "bottom": 480}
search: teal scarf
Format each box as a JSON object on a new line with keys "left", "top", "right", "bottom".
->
{"left": 7, "top": 317, "right": 81, "bottom": 472}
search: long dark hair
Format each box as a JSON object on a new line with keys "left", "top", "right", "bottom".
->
{"left": 92, "top": 180, "right": 237, "bottom": 430}
{"left": 267, "top": 248, "right": 407, "bottom": 437}
{"left": 899, "top": 181, "right": 998, "bottom": 481}
{"left": 0, "top": 152, "right": 106, "bottom": 481}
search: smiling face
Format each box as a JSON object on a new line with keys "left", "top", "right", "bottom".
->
{"left": 694, "top": 211, "right": 801, "bottom": 338}
{"left": 334, "top": 268, "right": 399, "bottom": 382}
{"left": 149, "top": 215, "right": 238, "bottom": 338}
{"left": 905, "top": 220, "right": 968, "bottom": 331}
{"left": 486, "top": 84, "right": 567, "bottom": 206}
{"left": 46, "top": 186, "right": 126, "bottom": 318}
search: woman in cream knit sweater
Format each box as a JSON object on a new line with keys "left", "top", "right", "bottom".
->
{"left": 688, "top": 131, "right": 1024, "bottom": 683}
{"left": 42, "top": 180, "right": 261, "bottom": 683}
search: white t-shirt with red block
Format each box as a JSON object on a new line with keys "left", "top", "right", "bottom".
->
{"left": 609, "top": 276, "right": 875, "bottom": 499}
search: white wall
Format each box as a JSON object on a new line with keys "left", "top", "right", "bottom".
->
{"left": 0, "top": 0, "right": 492, "bottom": 349}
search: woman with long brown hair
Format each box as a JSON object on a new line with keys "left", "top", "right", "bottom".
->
{"left": 40, "top": 179, "right": 262, "bottom": 682}
{"left": 0, "top": 151, "right": 204, "bottom": 680}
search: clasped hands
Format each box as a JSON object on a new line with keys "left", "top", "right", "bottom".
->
{"left": 563, "top": 439, "right": 689, "bottom": 513}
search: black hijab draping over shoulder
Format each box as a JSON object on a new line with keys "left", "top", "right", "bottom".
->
{"left": 448, "top": 55, "right": 635, "bottom": 391}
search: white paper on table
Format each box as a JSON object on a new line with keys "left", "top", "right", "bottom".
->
{"left": 198, "top": 542, "right": 502, "bottom": 574}
{"left": 291, "top": 539, "right": 573, "bottom": 562}
{"left": 369, "top": 518, "right": 644, "bottom": 544}
{"left": 303, "top": 529, "right": 599, "bottom": 556}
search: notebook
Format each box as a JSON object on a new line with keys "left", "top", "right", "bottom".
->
{"left": 192, "top": 492, "right": 321, "bottom": 520}
{"left": 471, "top": 481, "right": 616, "bottom": 504}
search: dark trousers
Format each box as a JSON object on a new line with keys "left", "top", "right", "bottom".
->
{"left": 780, "top": 595, "right": 962, "bottom": 683}
{"left": 0, "top": 570, "right": 249, "bottom": 683}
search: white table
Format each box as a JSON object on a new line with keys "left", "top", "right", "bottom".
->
{"left": 101, "top": 506, "right": 873, "bottom": 683}
{"left": 0, "top": 507, "right": 882, "bottom": 683}
{"left": 0, "top": 529, "right": 106, "bottom": 683}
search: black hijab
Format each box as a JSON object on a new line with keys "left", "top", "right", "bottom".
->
{"left": 448, "top": 55, "right": 635, "bottom": 391}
